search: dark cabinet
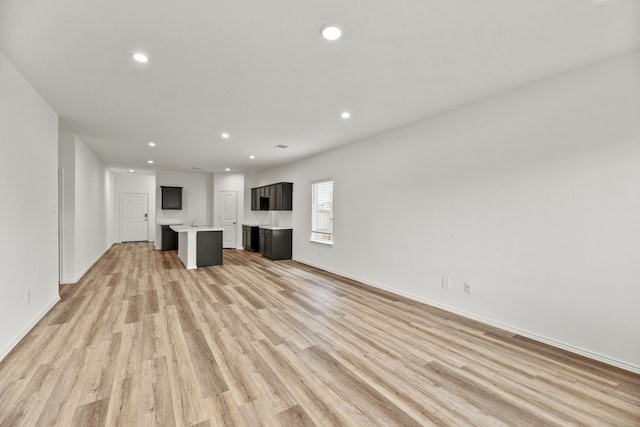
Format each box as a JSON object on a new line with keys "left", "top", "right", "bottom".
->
{"left": 161, "top": 225, "right": 179, "bottom": 250}
{"left": 262, "top": 229, "right": 272, "bottom": 258}
{"left": 250, "top": 182, "right": 293, "bottom": 211}
{"left": 275, "top": 182, "right": 292, "bottom": 210}
{"left": 259, "top": 228, "right": 265, "bottom": 254}
{"left": 260, "top": 188, "right": 270, "bottom": 210}
{"left": 196, "top": 231, "right": 223, "bottom": 267}
{"left": 259, "top": 228, "right": 292, "bottom": 260}
{"left": 258, "top": 185, "right": 270, "bottom": 210}
{"left": 242, "top": 225, "right": 259, "bottom": 252}
{"left": 251, "top": 189, "right": 259, "bottom": 211}
{"left": 269, "top": 185, "right": 277, "bottom": 210}
{"left": 161, "top": 186, "right": 183, "bottom": 210}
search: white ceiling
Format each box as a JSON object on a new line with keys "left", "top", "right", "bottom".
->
{"left": 1, "top": 0, "right": 639, "bottom": 173}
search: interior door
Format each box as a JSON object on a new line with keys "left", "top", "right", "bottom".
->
{"left": 221, "top": 191, "right": 237, "bottom": 248}
{"left": 121, "top": 193, "right": 149, "bottom": 242}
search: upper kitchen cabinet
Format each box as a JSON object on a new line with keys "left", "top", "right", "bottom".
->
{"left": 161, "top": 186, "right": 183, "bottom": 210}
{"left": 251, "top": 182, "right": 293, "bottom": 211}
{"left": 274, "top": 182, "right": 293, "bottom": 210}
{"left": 251, "top": 188, "right": 259, "bottom": 211}
{"left": 259, "top": 185, "right": 271, "bottom": 210}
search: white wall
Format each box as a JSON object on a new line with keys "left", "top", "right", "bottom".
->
{"left": 155, "top": 170, "right": 212, "bottom": 249}
{"left": 112, "top": 172, "right": 156, "bottom": 244}
{"left": 59, "top": 133, "right": 112, "bottom": 283}
{"left": 246, "top": 51, "right": 640, "bottom": 372}
{"left": 59, "top": 133, "right": 75, "bottom": 281}
{"left": 213, "top": 172, "right": 245, "bottom": 249}
{"left": 74, "top": 137, "right": 111, "bottom": 278}
{"left": 105, "top": 169, "right": 114, "bottom": 248}
{"left": 0, "top": 53, "right": 59, "bottom": 360}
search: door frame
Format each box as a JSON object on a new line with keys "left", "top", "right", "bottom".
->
{"left": 120, "top": 192, "right": 149, "bottom": 242}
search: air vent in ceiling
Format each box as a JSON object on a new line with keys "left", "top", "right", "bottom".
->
{"left": 274, "top": 144, "right": 289, "bottom": 149}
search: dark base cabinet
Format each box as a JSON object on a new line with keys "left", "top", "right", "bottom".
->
{"left": 196, "top": 231, "right": 223, "bottom": 267}
{"left": 161, "top": 225, "right": 179, "bottom": 250}
{"left": 242, "top": 225, "right": 259, "bottom": 252}
{"left": 259, "top": 228, "right": 292, "bottom": 260}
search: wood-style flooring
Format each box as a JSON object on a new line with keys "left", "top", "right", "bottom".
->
{"left": 0, "top": 243, "right": 638, "bottom": 426}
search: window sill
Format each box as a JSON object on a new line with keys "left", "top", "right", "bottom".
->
{"left": 310, "top": 239, "right": 333, "bottom": 246}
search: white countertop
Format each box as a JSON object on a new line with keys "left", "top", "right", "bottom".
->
{"left": 170, "top": 225, "right": 223, "bottom": 232}
{"left": 259, "top": 225, "right": 293, "bottom": 230}
{"left": 242, "top": 224, "right": 260, "bottom": 227}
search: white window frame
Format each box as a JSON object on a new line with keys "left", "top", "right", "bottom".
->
{"left": 310, "top": 179, "right": 333, "bottom": 245}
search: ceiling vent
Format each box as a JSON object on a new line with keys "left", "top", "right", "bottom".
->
{"left": 274, "top": 144, "right": 289, "bottom": 149}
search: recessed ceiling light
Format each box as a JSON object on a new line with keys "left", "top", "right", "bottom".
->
{"left": 225, "top": 168, "right": 231, "bottom": 172}
{"left": 249, "top": 155, "right": 255, "bottom": 159}
{"left": 341, "top": 111, "right": 351, "bottom": 119}
{"left": 321, "top": 24, "right": 342, "bottom": 41}
{"left": 147, "top": 160, "right": 154, "bottom": 164}
{"left": 133, "top": 53, "right": 149, "bottom": 63}
{"left": 148, "top": 141, "right": 156, "bottom": 147}
{"left": 128, "top": 169, "right": 135, "bottom": 173}
{"left": 221, "top": 133, "right": 230, "bottom": 139}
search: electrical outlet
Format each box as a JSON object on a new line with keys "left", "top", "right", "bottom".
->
{"left": 442, "top": 277, "right": 450, "bottom": 289}
{"left": 319, "top": 249, "right": 324, "bottom": 257}
{"left": 465, "top": 283, "right": 472, "bottom": 294}
{"left": 26, "top": 290, "right": 31, "bottom": 305}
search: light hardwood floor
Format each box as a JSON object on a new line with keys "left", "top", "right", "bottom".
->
{"left": 0, "top": 243, "right": 638, "bottom": 426}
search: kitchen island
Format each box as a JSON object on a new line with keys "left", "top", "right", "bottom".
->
{"left": 170, "top": 225, "right": 223, "bottom": 269}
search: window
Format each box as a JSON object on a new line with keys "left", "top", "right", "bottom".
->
{"left": 311, "top": 180, "right": 333, "bottom": 244}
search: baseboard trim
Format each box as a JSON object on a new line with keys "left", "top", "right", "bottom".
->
{"left": 0, "top": 296, "right": 61, "bottom": 363}
{"left": 60, "top": 244, "right": 113, "bottom": 284}
{"left": 293, "top": 257, "right": 640, "bottom": 375}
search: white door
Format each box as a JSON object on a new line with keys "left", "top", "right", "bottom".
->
{"left": 121, "top": 193, "right": 149, "bottom": 242}
{"left": 221, "top": 191, "right": 237, "bottom": 248}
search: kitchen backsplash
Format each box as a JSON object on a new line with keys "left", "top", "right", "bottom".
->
{"left": 272, "top": 211, "right": 292, "bottom": 227}
{"left": 249, "top": 210, "right": 292, "bottom": 227}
